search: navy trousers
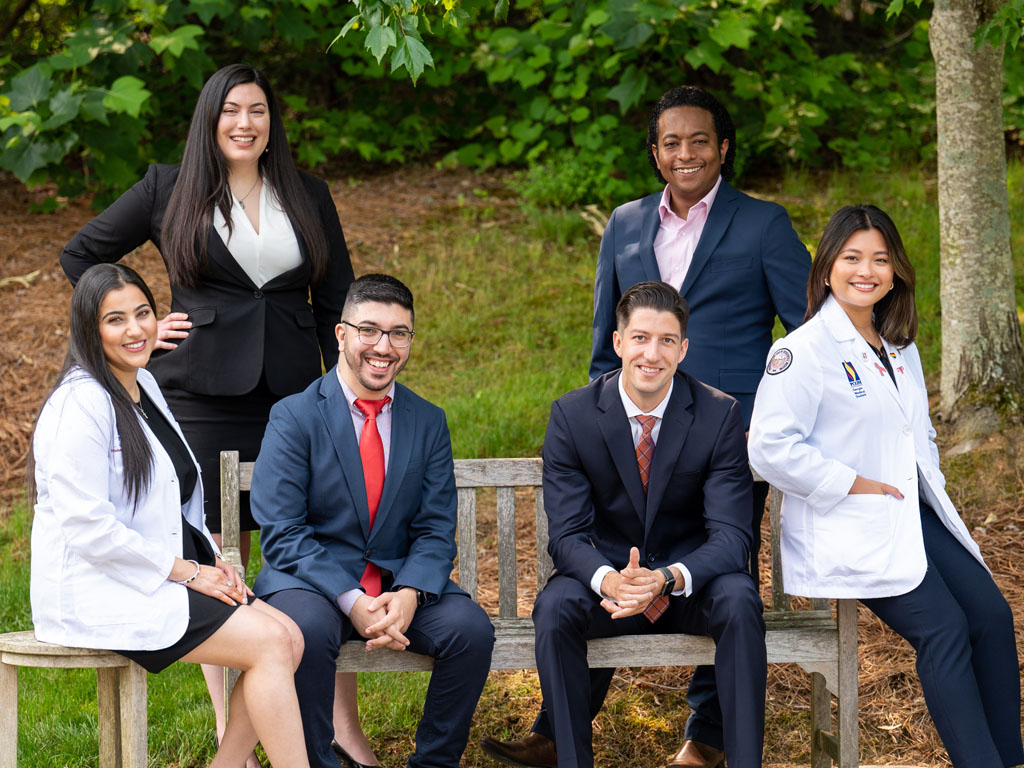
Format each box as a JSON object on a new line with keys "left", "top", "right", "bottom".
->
{"left": 265, "top": 588, "right": 495, "bottom": 768}
{"left": 861, "top": 505, "right": 1023, "bottom": 768}
{"left": 530, "top": 572, "right": 767, "bottom": 768}
{"left": 682, "top": 480, "right": 771, "bottom": 748}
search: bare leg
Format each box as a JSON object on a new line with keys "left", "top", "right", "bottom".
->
{"left": 183, "top": 598, "right": 307, "bottom": 768}
{"left": 206, "top": 531, "right": 259, "bottom": 767}
{"left": 333, "top": 672, "right": 379, "bottom": 766}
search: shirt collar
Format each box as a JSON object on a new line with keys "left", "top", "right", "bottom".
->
{"left": 657, "top": 175, "right": 723, "bottom": 226}
{"left": 336, "top": 368, "right": 395, "bottom": 413}
{"left": 617, "top": 372, "right": 673, "bottom": 420}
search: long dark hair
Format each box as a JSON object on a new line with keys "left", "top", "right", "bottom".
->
{"left": 161, "top": 63, "right": 329, "bottom": 288}
{"left": 28, "top": 264, "right": 157, "bottom": 507}
{"left": 807, "top": 205, "right": 917, "bottom": 348}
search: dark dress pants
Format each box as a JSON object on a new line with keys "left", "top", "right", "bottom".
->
{"left": 861, "top": 504, "right": 1024, "bottom": 768}
{"left": 265, "top": 588, "right": 495, "bottom": 768}
{"left": 530, "top": 572, "right": 766, "bottom": 768}
{"left": 683, "top": 479, "right": 770, "bottom": 749}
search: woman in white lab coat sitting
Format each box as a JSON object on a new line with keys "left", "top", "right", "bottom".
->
{"left": 748, "top": 205, "right": 1023, "bottom": 768}
{"left": 28, "top": 263, "right": 311, "bottom": 768}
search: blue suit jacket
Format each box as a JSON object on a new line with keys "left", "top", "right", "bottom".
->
{"left": 590, "top": 182, "right": 810, "bottom": 427}
{"left": 251, "top": 370, "right": 463, "bottom": 605}
{"left": 544, "top": 371, "right": 753, "bottom": 595}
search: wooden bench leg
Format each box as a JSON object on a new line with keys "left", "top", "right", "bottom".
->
{"left": 118, "top": 663, "right": 147, "bottom": 768}
{"left": 809, "top": 670, "right": 830, "bottom": 768}
{"left": 0, "top": 661, "right": 16, "bottom": 768}
{"left": 224, "top": 666, "right": 240, "bottom": 718}
{"left": 97, "top": 667, "right": 123, "bottom": 768}
{"left": 836, "top": 599, "right": 859, "bottom": 767}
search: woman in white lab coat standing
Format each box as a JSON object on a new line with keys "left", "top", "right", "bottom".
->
{"left": 748, "top": 205, "right": 1023, "bottom": 768}
{"left": 28, "top": 263, "right": 310, "bottom": 768}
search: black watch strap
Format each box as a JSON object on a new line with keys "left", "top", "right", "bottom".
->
{"left": 657, "top": 566, "right": 676, "bottom": 596}
{"left": 395, "top": 585, "right": 427, "bottom": 607}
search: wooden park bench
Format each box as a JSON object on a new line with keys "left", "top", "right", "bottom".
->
{"left": 221, "top": 452, "right": 859, "bottom": 767}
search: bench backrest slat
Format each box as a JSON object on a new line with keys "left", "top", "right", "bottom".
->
{"left": 457, "top": 487, "right": 479, "bottom": 601}
{"left": 496, "top": 486, "right": 518, "bottom": 618}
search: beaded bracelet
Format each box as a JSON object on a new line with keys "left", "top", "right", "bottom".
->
{"left": 176, "top": 559, "right": 201, "bottom": 585}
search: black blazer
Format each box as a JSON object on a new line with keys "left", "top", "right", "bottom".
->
{"left": 542, "top": 370, "right": 754, "bottom": 595}
{"left": 60, "top": 164, "right": 354, "bottom": 397}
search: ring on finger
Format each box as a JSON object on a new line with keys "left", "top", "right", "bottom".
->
{"left": 226, "top": 580, "right": 233, "bottom": 587}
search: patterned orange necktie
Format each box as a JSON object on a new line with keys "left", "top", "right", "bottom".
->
{"left": 635, "top": 415, "right": 669, "bottom": 622}
{"left": 355, "top": 396, "right": 390, "bottom": 597}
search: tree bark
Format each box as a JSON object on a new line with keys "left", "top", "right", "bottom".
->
{"left": 930, "top": 0, "right": 1024, "bottom": 435}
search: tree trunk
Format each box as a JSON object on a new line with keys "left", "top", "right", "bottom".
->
{"left": 930, "top": 0, "right": 1024, "bottom": 435}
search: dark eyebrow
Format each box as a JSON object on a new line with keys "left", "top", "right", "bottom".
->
{"left": 661, "top": 130, "right": 711, "bottom": 141}
{"left": 358, "top": 321, "right": 412, "bottom": 331}
{"left": 222, "top": 101, "right": 267, "bottom": 108}
{"left": 101, "top": 303, "right": 150, "bottom": 321}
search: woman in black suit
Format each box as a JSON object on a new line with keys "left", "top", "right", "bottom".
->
{"left": 60, "top": 64, "right": 376, "bottom": 767}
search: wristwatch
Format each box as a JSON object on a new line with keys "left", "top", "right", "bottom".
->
{"left": 657, "top": 567, "right": 676, "bottom": 596}
{"left": 395, "top": 585, "right": 428, "bottom": 607}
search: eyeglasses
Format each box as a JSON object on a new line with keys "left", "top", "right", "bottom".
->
{"left": 341, "top": 321, "right": 415, "bottom": 348}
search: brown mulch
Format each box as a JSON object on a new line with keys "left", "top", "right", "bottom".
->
{"left": 3, "top": 168, "right": 1024, "bottom": 767}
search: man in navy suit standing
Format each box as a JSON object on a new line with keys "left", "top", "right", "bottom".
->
{"left": 485, "top": 282, "right": 766, "bottom": 768}
{"left": 483, "top": 88, "right": 806, "bottom": 768}
{"left": 252, "top": 274, "right": 494, "bottom": 768}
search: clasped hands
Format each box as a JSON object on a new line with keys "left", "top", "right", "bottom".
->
{"left": 600, "top": 546, "right": 681, "bottom": 620}
{"left": 349, "top": 588, "right": 419, "bottom": 651}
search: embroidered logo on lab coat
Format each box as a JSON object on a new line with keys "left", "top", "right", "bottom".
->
{"left": 842, "top": 362, "right": 867, "bottom": 398}
{"left": 766, "top": 348, "right": 793, "bottom": 375}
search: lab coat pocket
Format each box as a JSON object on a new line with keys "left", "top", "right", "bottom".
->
{"left": 68, "top": 556, "right": 141, "bottom": 627}
{"left": 812, "top": 495, "right": 891, "bottom": 581}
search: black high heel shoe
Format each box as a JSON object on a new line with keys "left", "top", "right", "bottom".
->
{"left": 330, "top": 740, "right": 381, "bottom": 768}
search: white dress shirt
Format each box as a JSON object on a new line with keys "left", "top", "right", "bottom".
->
{"left": 588, "top": 376, "right": 694, "bottom": 600}
{"left": 335, "top": 371, "right": 396, "bottom": 616}
{"left": 213, "top": 183, "right": 302, "bottom": 287}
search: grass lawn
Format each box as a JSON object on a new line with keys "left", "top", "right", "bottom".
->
{"left": 2, "top": 161, "right": 1023, "bottom": 766}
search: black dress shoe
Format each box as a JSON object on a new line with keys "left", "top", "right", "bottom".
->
{"left": 479, "top": 732, "right": 557, "bottom": 768}
{"left": 331, "top": 740, "right": 381, "bottom": 768}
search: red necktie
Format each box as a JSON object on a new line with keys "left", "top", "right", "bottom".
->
{"left": 355, "top": 396, "right": 390, "bottom": 597}
{"left": 635, "top": 415, "right": 669, "bottom": 621}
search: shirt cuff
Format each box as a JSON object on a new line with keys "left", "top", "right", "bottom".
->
{"left": 336, "top": 588, "right": 364, "bottom": 617}
{"left": 671, "top": 562, "right": 693, "bottom": 598}
{"left": 591, "top": 565, "right": 615, "bottom": 598}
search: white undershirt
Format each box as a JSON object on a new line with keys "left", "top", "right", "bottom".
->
{"left": 212, "top": 183, "right": 302, "bottom": 287}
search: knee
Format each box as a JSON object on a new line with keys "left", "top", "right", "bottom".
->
{"left": 973, "top": 591, "right": 1014, "bottom": 640}
{"left": 704, "top": 573, "right": 765, "bottom": 634}
{"left": 532, "top": 576, "right": 590, "bottom": 636}
{"left": 449, "top": 600, "right": 496, "bottom": 659}
{"left": 286, "top": 620, "right": 305, "bottom": 671}
{"left": 255, "top": 617, "right": 296, "bottom": 668}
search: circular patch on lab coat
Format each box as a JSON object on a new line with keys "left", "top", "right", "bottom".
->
{"left": 766, "top": 348, "right": 793, "bottom": 375}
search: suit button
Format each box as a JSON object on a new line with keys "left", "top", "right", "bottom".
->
{"left": 253, "top": 289, "right": 263, "bottom": 299}
{"left": 364, "top": 549, "right": 373, "bottom": 558}
{"left": 647, "top": 554, "right": 656, "bottom": 563}
{"left": 902, "top": 425, "right": 912, "bottom": 436}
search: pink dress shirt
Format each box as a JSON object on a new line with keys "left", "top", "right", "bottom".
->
{"left": 653, "top": 176, "right": 722, "bottom": 291}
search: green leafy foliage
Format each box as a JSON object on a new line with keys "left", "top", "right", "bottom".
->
{"left": 2, "top": 0, "right": 1023, "bottom": 208}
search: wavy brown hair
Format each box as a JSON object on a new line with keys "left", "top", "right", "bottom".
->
{"left": 161, "top": 63, "right": 329, "bottom": 288}
{"left": 807, "top": 205, "right": 917, "bottom": 348}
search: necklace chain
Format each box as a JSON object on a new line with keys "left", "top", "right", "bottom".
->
{"left": 234, "top": 176, "right": 261, "bottom": 210}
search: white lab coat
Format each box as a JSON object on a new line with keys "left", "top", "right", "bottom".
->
{"left": 748, "top": 295, "right": 985, "bottom": 599}
{"left": 30, "top": 367, "right": 215, "bottom": 650}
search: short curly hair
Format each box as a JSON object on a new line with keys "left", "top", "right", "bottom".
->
{"left": 646, "top": 86, "right": 736, "bottom": 183}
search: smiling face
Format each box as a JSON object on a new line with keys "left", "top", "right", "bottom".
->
{"left": 98, "top": 284, "right": 157, "bottom": 392}
{"left": 828, "top": 227, "right": 894, "bottom": 318}
{"left": 216, "top": 82, "right": 270, "bottom": 171}
{"left": 652, "top": 106, "right": 728, "bottom": 217}
{"left": 613, "top": 307, "right": 688, "bottom": 412}
{"left": 335, "top": 301, "right": 413, "bottom": 399}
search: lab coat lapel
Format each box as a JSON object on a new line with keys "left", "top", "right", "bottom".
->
{"left": 644, "top": 377, "right": 692, "bottom": 540}
{"left": 318, "top": 371, "right": 371, "bottom": 539}
{"left": 597, "top": 374, "right": 647, "bottom": 524}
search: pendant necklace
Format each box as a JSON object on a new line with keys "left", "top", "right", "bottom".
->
{"left": 235, "top": 176, "right": 261, "bottom": 210}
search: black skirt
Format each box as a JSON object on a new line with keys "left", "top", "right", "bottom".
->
{"left": 116, "top": 516, "right": 238, "bottom": 673}
{"left": 163, "top": 375, "right": 278, "bottom": 533}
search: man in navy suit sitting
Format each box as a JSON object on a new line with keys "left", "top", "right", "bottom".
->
{"left": 252, "top": 274, "right": 494, "bottom": 768}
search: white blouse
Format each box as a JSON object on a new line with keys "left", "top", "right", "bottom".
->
{"left": 213, "top": 183, "right": 302, "bottom": 287}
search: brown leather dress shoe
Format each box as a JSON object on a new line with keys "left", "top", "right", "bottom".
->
{"left": 479, "top": 732, "right": 557, "bottom": 768}
{"left": 666, "top": 739, "right": 725, "bottom": 768}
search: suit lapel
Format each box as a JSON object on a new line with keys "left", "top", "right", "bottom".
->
{"left": 680, "top": 181, "right": 739, "bottom": 298}
{"left": 205, "top": 227, "right": 259, "bottom": 288}
{"left": 644, "top": 376, "right": 693, "bottom": 539}
{"left": 370, "top": 387, "right": 412, "bottom": 540}
{"left": 596, "top": 374, "right": 647, "bottom": 524}
{"left": 318, "top": 372, "right": 371, "bottom": 539}
{"left": 638, "top": 193, "right": 663, "bottom": 282}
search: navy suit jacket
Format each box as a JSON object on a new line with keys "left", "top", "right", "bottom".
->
{"left": 590, "top": 181, "right": 809, "bottom": 427}
{"left": 543, "top": 370, "right": 753, "bottom": 595}
{"left": 251, "top": 370, "right": 463, "bottom": 605}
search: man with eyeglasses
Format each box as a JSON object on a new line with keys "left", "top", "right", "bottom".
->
{"left": 251, "top": 273, "right": 495, "bottom": 768}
